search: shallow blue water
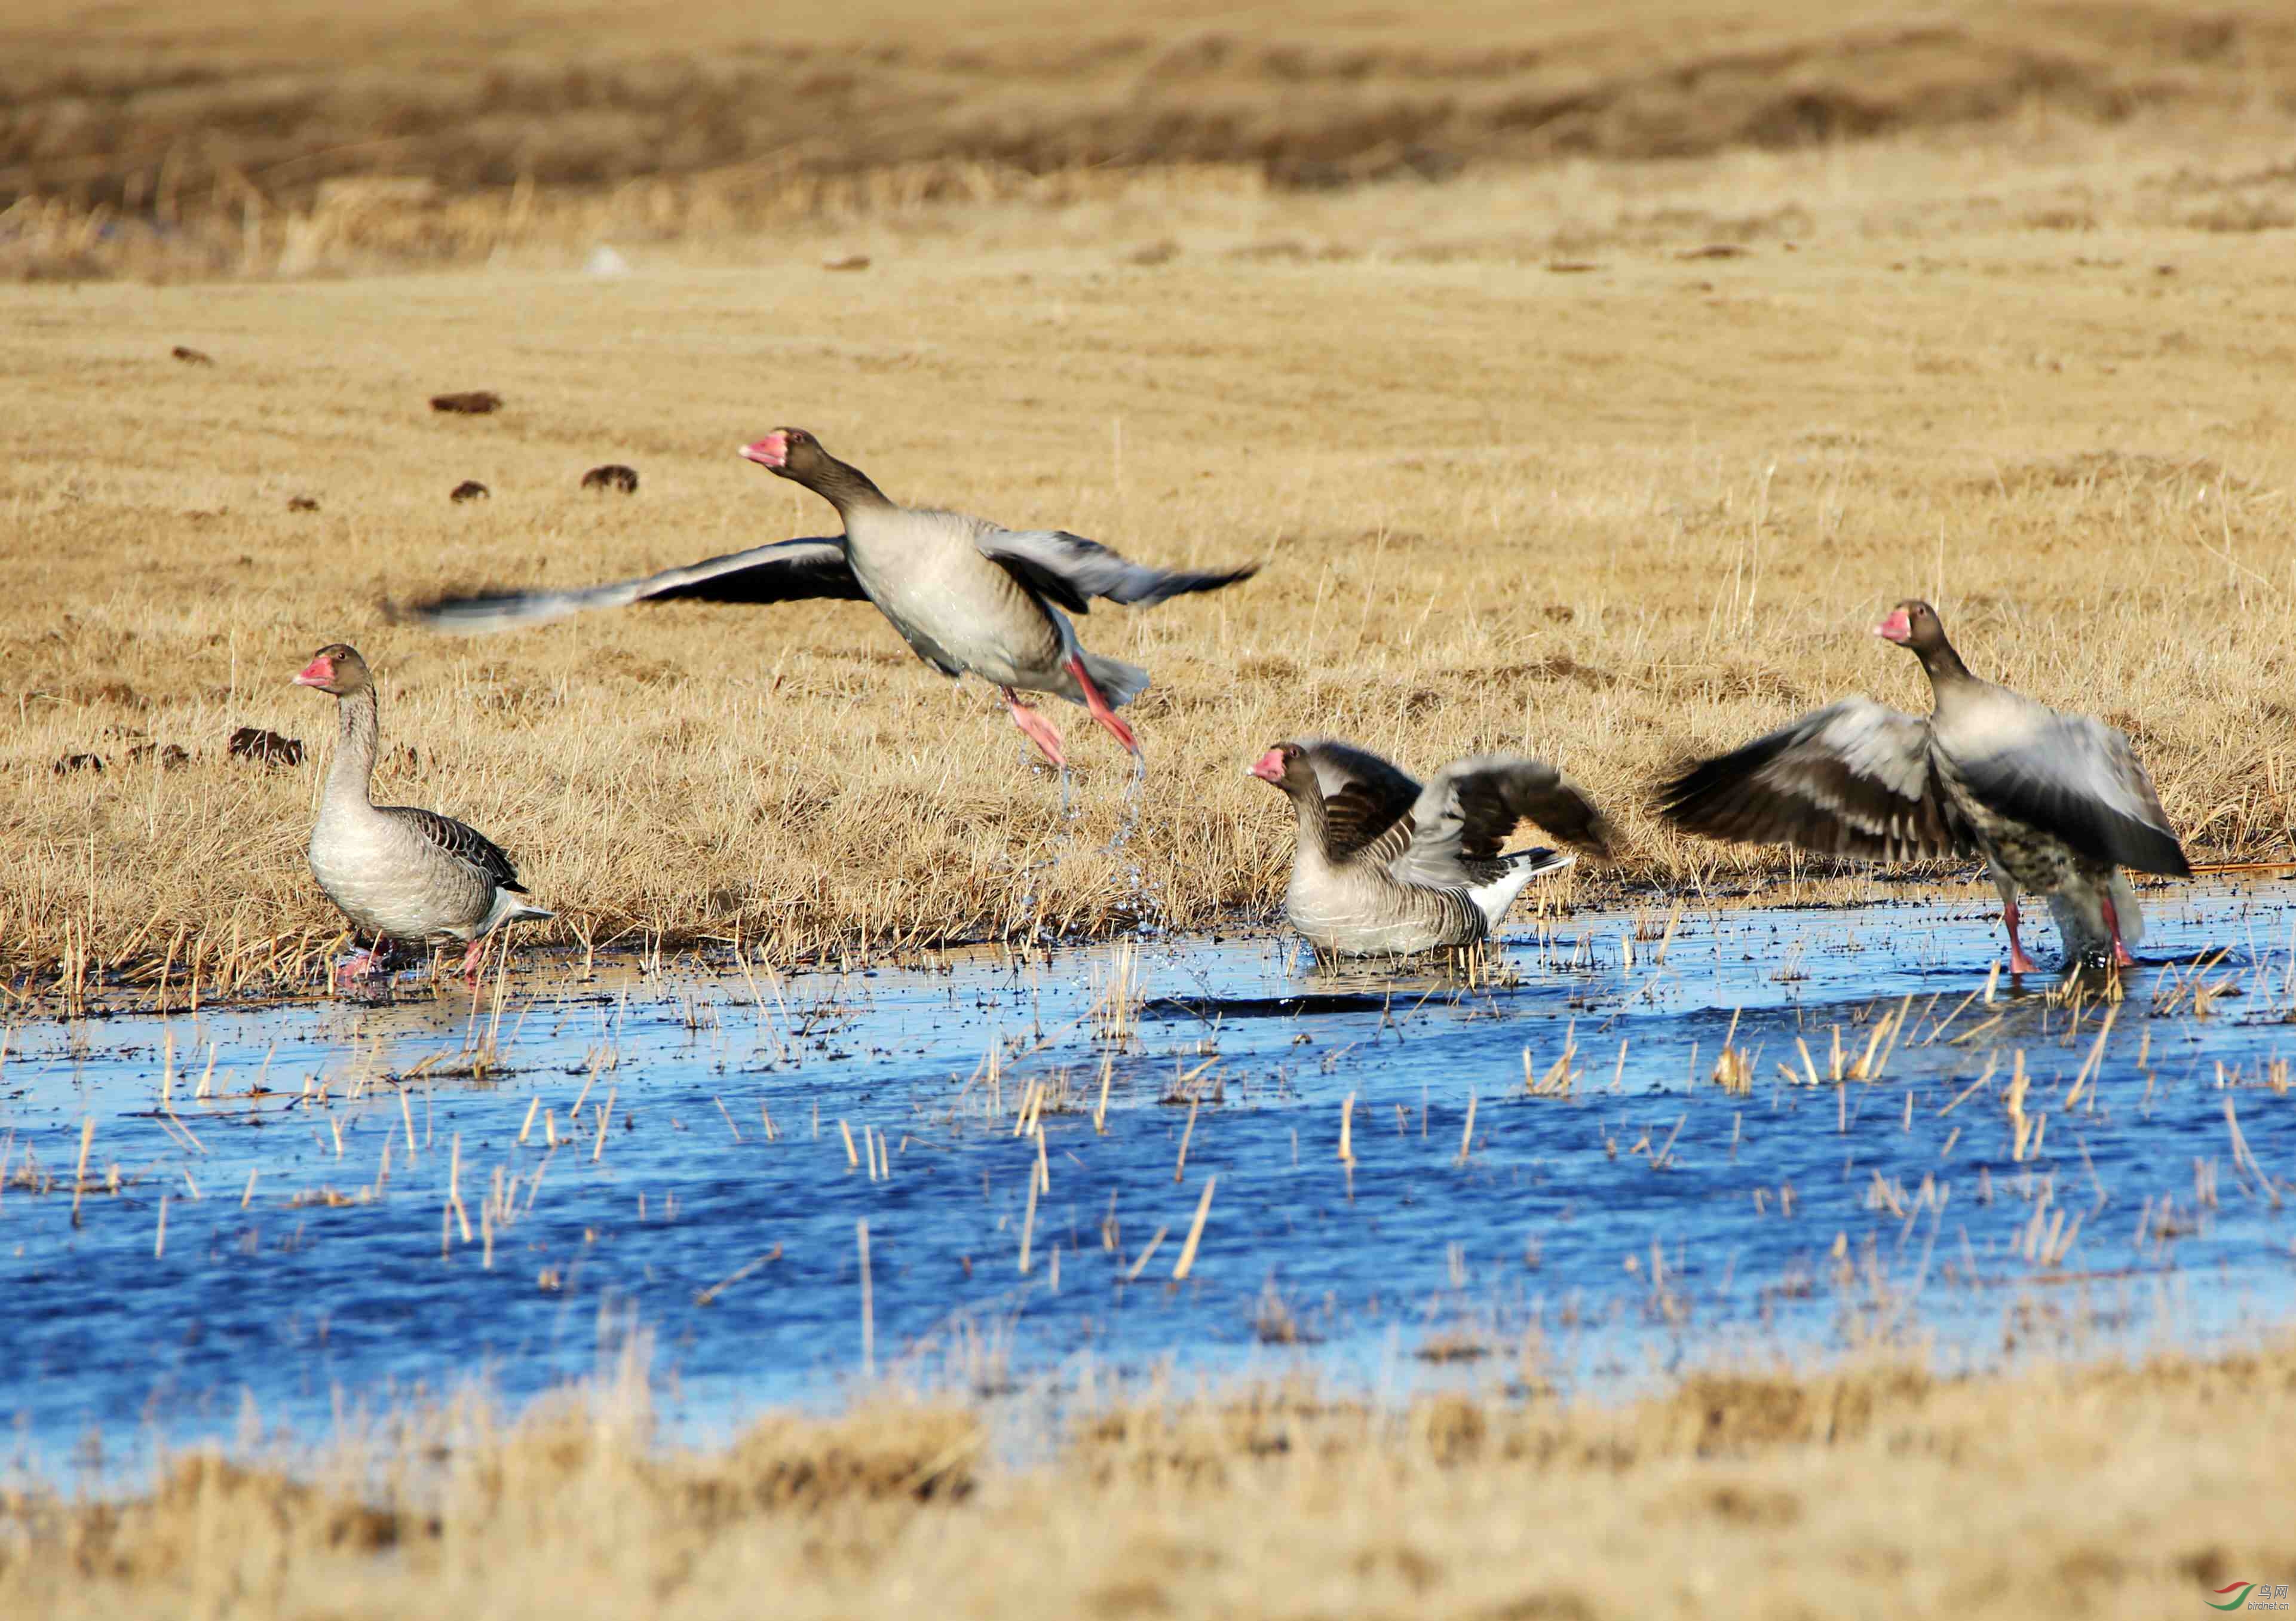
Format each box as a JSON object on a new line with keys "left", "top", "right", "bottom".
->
{"left": 4, "top": 883, "right": 2294, "bottom": 1479}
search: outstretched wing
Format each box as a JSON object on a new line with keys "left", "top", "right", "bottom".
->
{"left": 1391, "top": 754, "right": 1616, "bottom": 888}
{"left": 1657, "top": 698, "right": 1974, "bottom": 862}
{"left": 974, "top": 529, "right": 1258, "bottom": 615}
{"left": 1954, "top": 713, "right": 2190, "bottom": 877}
{"left": 388, "top": 807, "right": 525, "bottom": 890}
{"left": 1296, "top": 738, "right": 1423, "bottom": 862}
{"left": 404, "top": 536, "right": 863, "bottom": 634}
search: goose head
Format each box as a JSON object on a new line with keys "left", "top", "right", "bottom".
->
{"left": 1247, "top": 741, "right": 1315, "bottom": 796}
{"left": 293, "top": 643, "right": 373, "bottom": 696}
{"left": 740, "top": 426, "right": 836, "bottom": 485}
{"left": 1874, "top": 598, "right": 1948, "bottom": 655}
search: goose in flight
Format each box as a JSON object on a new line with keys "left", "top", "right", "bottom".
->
{"left": 410, "top": 429, "right": 1258, "bottom": 778}
{"left": 1657, "top": 600, "right": 2189, "bottom": 970}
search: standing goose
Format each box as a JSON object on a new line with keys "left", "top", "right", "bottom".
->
{"left": 294, "top": 644, "right": 553, "bottom": 981}
{"left": 410, "top": 429, "right": 1258, "bottom": 778}
{"left": 1250, "top": 737, "right": 1616, "bottom": 958}
{"left": 1656, "top": 600, "right": 2189, "bottom": 971}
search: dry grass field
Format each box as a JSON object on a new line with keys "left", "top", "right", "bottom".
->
{"left": 5, "top": 0, "right": 2296, "bottom": 990}
{"left": 4, "top": 1336, "right": 2294, "bottom": 1617}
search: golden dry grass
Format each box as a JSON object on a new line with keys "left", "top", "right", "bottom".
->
{"left": 5, "top": 1336, "right": 2295, "bottom": 1617}
{"left": 5, "top": 1, "right": 2296, "bottom": 991}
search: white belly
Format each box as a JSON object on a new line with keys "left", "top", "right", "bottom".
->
{"left": 847, "top": 535, "right": 1062, "bottom": 690}
{"left": 308, "top": 810, "right": 491, "bottom": 941}
{"left": 1285, "top": 872, "right": 1470, "bottom": 957}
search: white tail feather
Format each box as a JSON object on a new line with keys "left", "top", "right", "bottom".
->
{"left": 1466, "top": 849, "right": 1575, "bottom": 930}
{"left": 480, "top": 890, "right": 554, "bottom": 934}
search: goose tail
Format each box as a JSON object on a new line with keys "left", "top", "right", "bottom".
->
{"left": 1466, "top": 848, "right": 1575, "bottom": 930}
{"left": 482, "top": 889, "right": 555, "bottom": 934}
{"left": 1075, "top": 649, "right": 1149, "bottom": 711}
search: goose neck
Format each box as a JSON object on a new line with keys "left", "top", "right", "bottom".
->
{"left": 808, "top": 456, "right": 896, "bottom": 518}
{"left": 1290, "top": 784, "right": 1336, "bottom": 856}
{"left": 1915, "top": 638, "right": 1975, "bottom": 701}
{"left": 325, "top": 686, "right": 381, "bottom": 808}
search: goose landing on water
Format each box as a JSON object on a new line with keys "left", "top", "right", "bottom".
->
{"left": 1657, "top": 599, "right": 2190, "bottom": 972}
{"left": 409, "top": 429, "right": 1258, "bottom": 793}
{"left": 1250, "top": 738, "right": 1616, "bottom": 959}
{"left": 294, "top": 645, "right": 552, "bottom": 983}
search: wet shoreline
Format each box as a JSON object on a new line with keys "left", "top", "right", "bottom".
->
{"left": 5, "top": 884, "right": 2294, "bottom": 1483}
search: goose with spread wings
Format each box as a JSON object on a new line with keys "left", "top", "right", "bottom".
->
{"left": 1656, "top": 599, "right": 2190, "bottom": 971}
{"left": 410, "top": 428, "right": 1258, "bottom": 775}
{"left": 1249, "top": 737, "right": 1616, "bottom": 957}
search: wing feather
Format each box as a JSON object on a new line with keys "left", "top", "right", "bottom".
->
{"left": 1954, "top": 713, "right": 2190, "bottom": 876}
{"left": 1658, "top": 698, "right": 1973, "bottom": 862}
{"left": 1391, "top": 755, "right": 1615, "bottom": 888}
{"left": 404, "top": 537, "right": 861, "bottom": 634}
{"left": 388, "top": 807, "right": 524, "bottom": 890}
{"left": 1296, "top": 739, "right": 1422, "bottom": 862}
{"left": 975, "top": 529, "right": 1257, "bottom": 615}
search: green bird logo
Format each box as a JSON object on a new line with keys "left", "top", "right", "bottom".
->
{"left": 2209, "top": 1583, "right": 2257, "bottom": 1611}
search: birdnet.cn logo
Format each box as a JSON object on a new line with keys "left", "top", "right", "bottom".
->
{"left": 2208, "top": 1583, "right": 2292, "bottom": 1611}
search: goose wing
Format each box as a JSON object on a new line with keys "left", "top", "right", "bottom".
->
{"left": 388, "top": 808, "right": 525, "bottom": 890}
{"left": 405, "top": 536, "right": 862, "bottom": 634}
{"left": 974, "top": 529, "right": 1258, "bottom": 615}
{"left": 1295, "top": 739, "right": 1424, "bottom": 862}
{"left": 1657, "top": 698, "right": 1974, "bottom": 861}
{"left": 1391, "top": 754, "right": 1616, "bottom": 887}
{"left": 1951, "top": 711, "right": 2190, "bottom": 876}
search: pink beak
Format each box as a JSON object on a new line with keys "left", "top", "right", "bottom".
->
{"left": 739, "top": 432, "right": 789, "bottom": 469}
{"left": 1873, "top": 608, "right": 1912, "bottom": 644}
{"left": 1247, "top": 747, "right": 1288, "bottom": 783}
{"left": 292, "top": 655, "right": 333, "bottom": 687}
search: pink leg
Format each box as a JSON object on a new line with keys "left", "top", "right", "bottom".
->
{"left": 336, "top": 939, "right": 390, "bottom": 983}
{"left": 2101, "top": 895, "right": 2135, "bottom": 968}
{"left": 459, "top": 937, "right": 488, "bottom": 982}
{"left": 1001, "top": 687, "right": 1068, "bottom": 767}
{"left": 2001, "top": 901, "right": 2038, "bottom": 975}
{"left": 1064, "top": 655, "right": 1140, "bottom": 757}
